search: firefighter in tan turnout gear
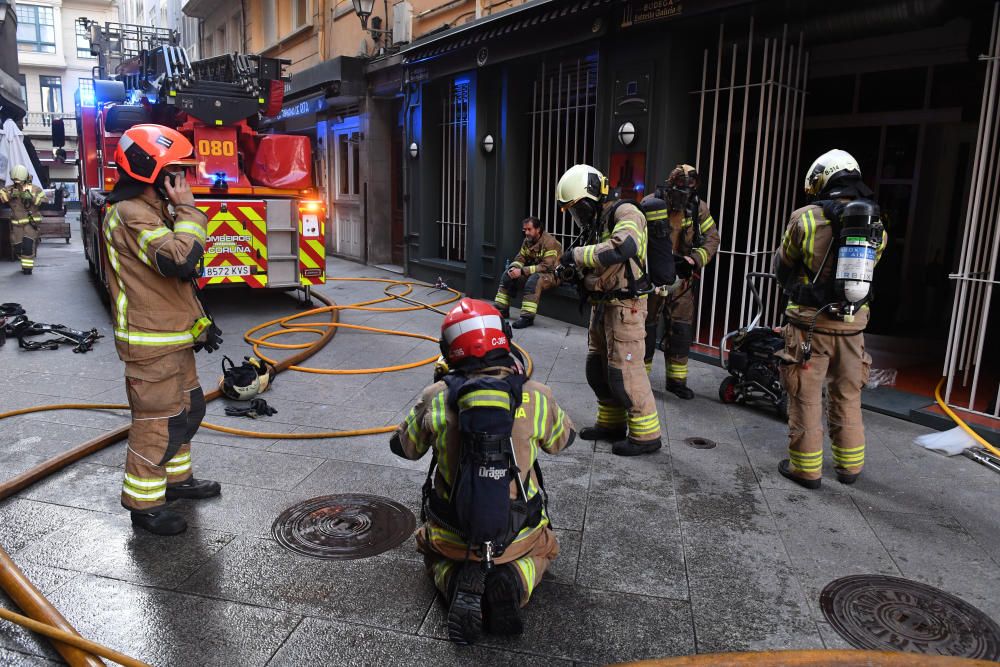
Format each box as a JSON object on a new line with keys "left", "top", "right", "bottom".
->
{"left": 103, "top": 124, "right": 224, "bottom": 535}
{"left": 391, "top": 298, "right": 575, "bottom": 645}
{"left": 493, "top": 216, "right": 562, "bottom": 329}
{"left": 642, "top": 165, "right": 720, "bottom": 399}
{"left": 555, "top": 164, "right": 662, "bottom": 456}
{"left": 1, "top": 164, "right": 45, "bottom": 274}
{"left": 774, "top": 149, "right": 887, "bottom": 489}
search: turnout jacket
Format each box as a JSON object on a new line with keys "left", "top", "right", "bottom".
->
{"left": 0, "top": 183, "right": 45, "bottom": 225}
{"left": 773, "top": 203, "right": 888, "bottom": 334}
{"left": 671, "top": 199, "right": 720, "bottom": 269}
{"left": 101, "top": 191, "right": 209, "bottom": 361}
{"left": 391, "top": 367, "right": 575, "bottom": 562}
{"left": 572, "top": 200, "right": 648, "bottom": 295}
{"left": 509, "top": 231, "right": 562, "bottom": 276}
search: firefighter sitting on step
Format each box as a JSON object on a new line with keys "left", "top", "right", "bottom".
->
{"left": 1, "top": 164, "right": 46, "bottom": 275}
{"left": 493, "top": 216, "right": 562, "bottom": 329}
{"left": 391, "top": 298, "right": 575, "bottom": 645}
{"left": 103, "top": 124, "right": 224, "bottom": 536}
{"left": 642, "top": 164, "right": 720, "bottom": 399}
{"left": 774, "top": 149, "right": 887, "bottom": 490}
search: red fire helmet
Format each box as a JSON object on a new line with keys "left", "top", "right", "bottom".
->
{"left": 440, "top": 298, "right": 510, "bottom": 363}
{"left": 114, "top": 124, "right": 196, "bottom": 184}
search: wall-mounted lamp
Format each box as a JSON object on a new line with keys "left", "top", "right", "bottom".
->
{"left": 617, "top": 121, "right": 636, "bottom": 147}
{"left": 352, "top": 0, "right": 393, "bottom": 48}
{"left": 481, "top": 134, "right": 495, "bottom": 154}
{"left": 409, "top": 142, "right": 419, "bottom": 159}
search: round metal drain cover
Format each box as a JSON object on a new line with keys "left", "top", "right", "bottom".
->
{"left": 272, "top": 494, "right": 416, "bottom": 560}
{"left": 820, "top": 575, "right": 1000, "bottom": 660}
{"left": 684, "top": 436, "right": 717, "bottom": 450}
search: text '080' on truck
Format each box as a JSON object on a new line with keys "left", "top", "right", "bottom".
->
{"left": 75, "top": 22, "right": 327, "bottom": 295}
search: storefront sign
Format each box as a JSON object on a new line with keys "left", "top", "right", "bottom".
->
{"left": 621, "top": 0, "right": 682, "bottom": 28}
{"left": 277, "top": 95, "right": 327, "bottom": 121}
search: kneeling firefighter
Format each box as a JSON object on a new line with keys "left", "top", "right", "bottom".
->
{"left": 391, "top": 298, "right": 575, "bottom": 645}
{"left": 555, "top": 164, "right": 662, "bottom": 456}
{"left": 641, "top": 164, "right": 720, "bottom": 399}
{"left": 0, "top": 164, "right": 46, "bottom": 274}
{"left": 103, "top": 124, "right": 224, "bottom": 535}
{"left": 773, "top": 149, "right": 887, "bottom": 489}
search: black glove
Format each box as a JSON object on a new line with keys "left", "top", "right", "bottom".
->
{"left": 560, "top": 249, "right": 575, "bottom": 267}
{"left": 675, "top": 255, "right": 694, "bottom": 279}
{"left": 225, "top": 398, "right": 277, "bottom": 418}
{"left": 194, "top": 323, "right": 223, "bottom": 353}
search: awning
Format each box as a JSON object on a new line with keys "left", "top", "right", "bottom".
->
{"left": 285, "top": 56, "right": 366, "bottom": 102}
{"left": 0, "top": 70, "right": 27, "bottom": 120}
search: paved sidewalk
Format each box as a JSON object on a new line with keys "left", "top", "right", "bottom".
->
{"left": 1, "top": 219, "right": 998, "bottom": 666}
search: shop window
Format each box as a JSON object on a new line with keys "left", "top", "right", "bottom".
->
{"left": 16, "top": 4, "right": 56, "bottom": 54}
{"left": 858, "top": 68, "right": 926, "bottom": 113}
{"left": 881, "top": 125, "right": 919, "bottom": 180}
{"left": 438, "top": 78, "right": 470, "bottom": 262}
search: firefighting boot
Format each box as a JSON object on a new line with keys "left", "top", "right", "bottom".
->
{"left": 484, "top": 564, "right": 523, "bottom": 636}
{"left": 612, "top": 437, "right": 662, "bottom": 457}
{"left": 495, "top": 306, "right": 510, "bottom": 319}
{"left": 447, "top": 561, "right": 485, "bottom": 645}
{"left": 779, "top": 459, "right": 821, "bottom": 490}
{"left": 836, "top": 470, "right": 861, "bottom": 485}
{"left": 131, "top": 509, "right": 187, "bottom": 536}
{"left": 166, "top": 478, "right": 221, "bottom": 501}
{"left": 666, "top": 379, "right": 695, "bottom": 400}
{"left": 579, "top": 424, "right": 627, "bottom": 442}
{"left": 511, "top": 315, "right": 534, "bottom": 329}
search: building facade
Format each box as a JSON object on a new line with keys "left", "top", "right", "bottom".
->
{"left": 15, "top": 0, "right": 119, "bottom": 199}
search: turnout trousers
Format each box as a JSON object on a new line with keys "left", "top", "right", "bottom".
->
{"left": 779, "top": 324, "right": 871, "bottom": 481}
{"left": 121, "top": 349, "right": 206, "bottom": 510}
{"left": 11, "top": 222, "right": 38, "bottom": 272}
{"left": 643, "top": 285, "right": 695, "bottom": 381}
{"left": 588, "top": 298, "right": 661, "bottom": 443}
{"left": 494, "top": 272, "right": 557, "bottom": 320}
{"left": 417, "top": 524, "right": 560, "bottom": 607}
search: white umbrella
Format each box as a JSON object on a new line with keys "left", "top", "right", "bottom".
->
{"left": 0, "top": 118, "right": 41, "bottom": 187}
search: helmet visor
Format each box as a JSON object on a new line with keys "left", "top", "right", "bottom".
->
{"left": 564, "top": 198, "right": 598, "bottom": 229}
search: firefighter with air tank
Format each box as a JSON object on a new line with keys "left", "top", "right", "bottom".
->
{"left": 773, "top": 149, "right": 887, "bottom": 489}
{"left": 641, "top": 164, "right": 720, "bottom": 399}
{"left": 554, "top": 164, "right": 662, "bottom": 456}
{"left": 1, "top": 164, "right": 46, "bottom": 274}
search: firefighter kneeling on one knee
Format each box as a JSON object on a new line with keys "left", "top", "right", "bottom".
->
{"left": 391, "top": 298, "right": 575, "bottom": 645}
{"left": 103, "top": 124, "right": 224, "bottom": 535}
{"left": 1, "top": 164, "right": 46, "bottom": 275}
{"left": 555, "top": 164, "right": 662, "bottom": 456}
{"left": 641, "top": 164, "right": 720, "bottom": 399}
{"left": 493, "top": 216, "right": 562, "bottom": 329}
{"left": 774, "top": 149, "right": 887, "bottom": 489}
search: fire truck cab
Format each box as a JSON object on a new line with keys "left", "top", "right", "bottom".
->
{"left": 76, "top": 22, "right": 326, "bottom": 294}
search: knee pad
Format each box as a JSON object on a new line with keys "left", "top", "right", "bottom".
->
{"left": 159, "top": 409, "right": 190, "bottom": 466}
{"left": 644, "top": 322, "right": 658, "bottom": 363}
{"left": 524, "top": 273, "right": 541, "bottom": 294}
{"left": 669, "top": 321, "right": 693, "bottom": 356}
{"left": 585, "top": 353, "right": 613, "bottom": 400}
{"left": 607, "top": 366, "right": 634, "bottom": 410}
{"left": 500, "top": 273, "right": 515, "bottom": 289}
{"left": 185, "top": 387, "right": 206, "bottom": 441}
{"left": 20, "top": 236, "right": 35, "bottom": 256}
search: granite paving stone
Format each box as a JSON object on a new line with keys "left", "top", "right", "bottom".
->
{"left": 0, "top": 498, "right": 92, "bottom": 555}
{"left": 47, "top": 574, "right": 302, "bottom": 667}
{"left": 15, "top": 462, "right": 126, "bottom": 515}
{"left": 0, "top": 562, "right": 79, "bottom": 661}
{"left": 420, "top": 581, "right": 695, "bottom": 664}
{"left": 180, "top": 442, "right": 326, "bottom": 491}
{"left": 179, "top": 536, "right": 436, "bottom": 632}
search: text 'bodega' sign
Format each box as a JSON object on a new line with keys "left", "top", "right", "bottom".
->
{"left": 621, "top": 0, "right": 681, "bottom": 27}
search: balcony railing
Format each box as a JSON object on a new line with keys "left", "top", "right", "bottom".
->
{"left": 22, "top": 112, "right": 77, "bottom": 137}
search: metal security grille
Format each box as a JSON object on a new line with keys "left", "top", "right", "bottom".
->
{"left": 944, "top": 3, "right": 1000, "bottom": 419}
{"left": 528, "top": 55, "right": 599, "bottom": 251}
{"left": 691, "top": 21, "right": 808, "bottom": 349}
{"left": 438, "top": 79, "right": 470, "bottom": 262}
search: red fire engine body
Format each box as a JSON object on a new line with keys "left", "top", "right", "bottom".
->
{"left": 77, "top": 23, "right": 326, "bottom": 293}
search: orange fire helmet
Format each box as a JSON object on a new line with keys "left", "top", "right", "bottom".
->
{"left": 114, "top": 124, "right": 196, "bottom": 184}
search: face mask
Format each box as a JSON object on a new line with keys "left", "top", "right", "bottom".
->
{"left": 567, "top": 199, "right": 598, "bottom": 230}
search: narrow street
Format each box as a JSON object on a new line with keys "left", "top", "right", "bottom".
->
{"left": 0, "top": 219, "right": 997, "bottom": 665}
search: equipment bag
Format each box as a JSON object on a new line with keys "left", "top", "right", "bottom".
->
{"left": 423, "top": 371, "right": 545, "bottom": 560}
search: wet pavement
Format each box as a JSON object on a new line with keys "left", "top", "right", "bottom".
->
{"left": 1, "top": 216, "right": 998, "bottom": 665}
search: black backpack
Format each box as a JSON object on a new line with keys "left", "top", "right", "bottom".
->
{"left": 422, "top": 371, "right": 547, "bottom": 563}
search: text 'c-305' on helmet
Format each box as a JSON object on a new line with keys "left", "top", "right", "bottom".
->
{"left": 114, "top": 124, "right": 199, "bottom": 185}
{"left": 439, "top": 298, "right": 512, "bottom": 364}
{"left": 9, "top": 164, "right": 30, "bottom": 184}
{"left": 803, "top": 149, "right": 861, "bottom": 197}
{"left": 555, "top": 164, "right": 609, "bottom": 230}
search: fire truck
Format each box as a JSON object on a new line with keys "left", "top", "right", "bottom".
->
{"left": 76, "top": 22, "right": 327, "bottom": 295}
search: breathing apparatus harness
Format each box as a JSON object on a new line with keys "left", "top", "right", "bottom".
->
{"left": 1, "top": 303, "right": 102, "bottom": 353}
{"left": 779, "top": 192, "right": 882, "bottom": 367}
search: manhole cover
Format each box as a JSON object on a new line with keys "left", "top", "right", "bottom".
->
{"left": 684, "top": 437, "right": 717, "bottom": 450}
{"left": 820, "top": 575, "right": 1000, "bottom": 660}
{"left": 272, "top": 494, "right": 416, "bottom": 560}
